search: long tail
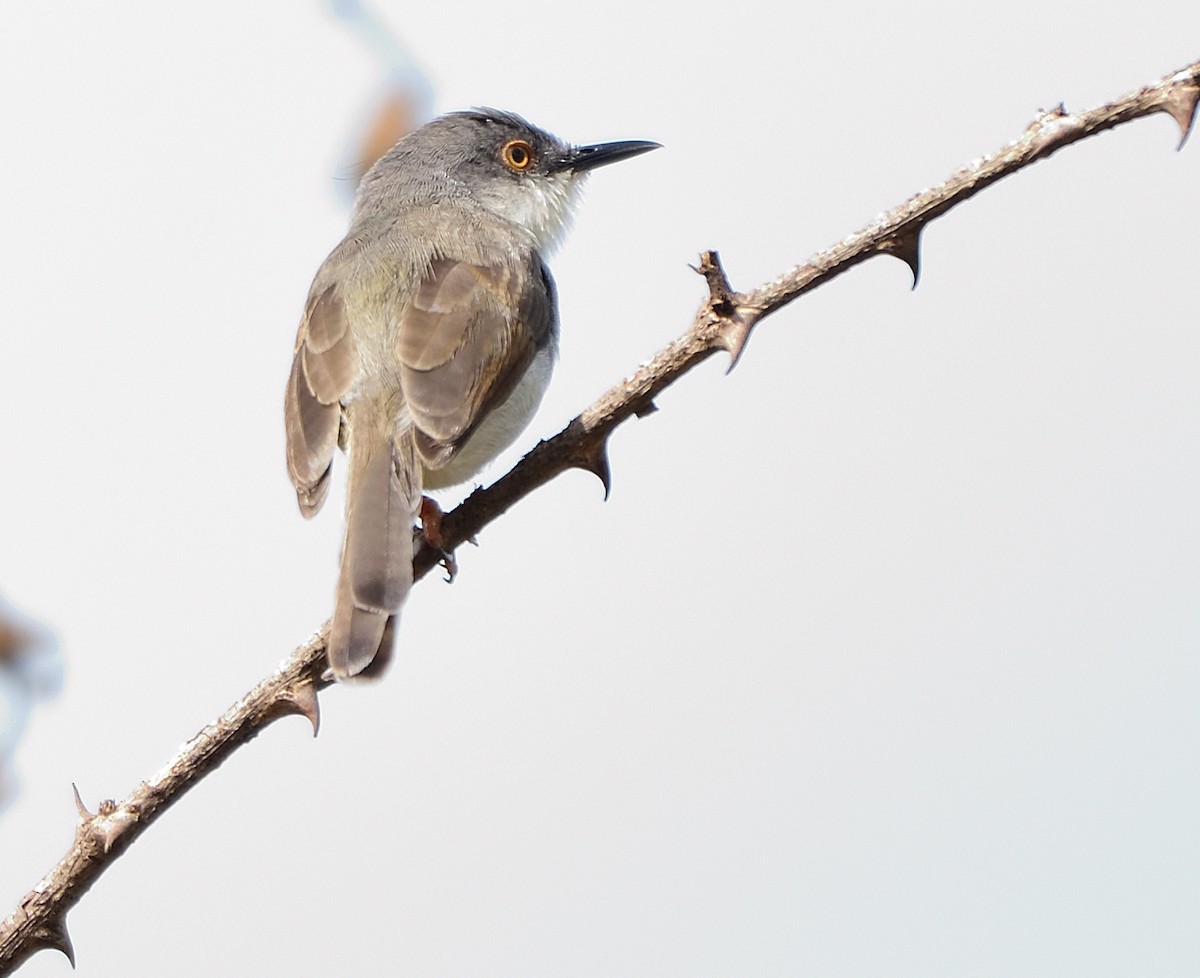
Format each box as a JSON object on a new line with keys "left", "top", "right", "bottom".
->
{"left": 329, "top": 425, "right": 422, "bottom": 680}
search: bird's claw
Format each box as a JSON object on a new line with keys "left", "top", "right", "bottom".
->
{"left": 419, "top": 496, "right": 457, "bottom": 582}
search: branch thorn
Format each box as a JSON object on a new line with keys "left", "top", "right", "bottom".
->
{"left": 880, "top": 225, "right": 924, "bottom": 289}
{"left": 713, "top": 314, "right": 758, "bottom": 374}
{"left": 71, "top": 784, "right": 91, "bottom": 820}
{"left": 34, "top": 916, "right": 75, "bottom": 968}
{"left": 274, "top": 681, "right": 321, "bottom": 737}
{"left": 1161, "top": 81, "right": 1199, "bottom": 149}
{"left": 575, "top": 439, "right": 612, "bottom": 500}
{"left": 694, "top": 252, "right": 762, "bottom": 372}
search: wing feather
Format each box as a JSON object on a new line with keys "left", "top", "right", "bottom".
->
{"left": 284, "top": 287, "right": 360, "bottom": 516}
{"left": 397, "top": 255, "right": 554, "bottom": 469}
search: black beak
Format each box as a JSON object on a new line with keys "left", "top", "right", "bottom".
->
{"left": 559, "top": 139, "right": 661, "bottom": 173}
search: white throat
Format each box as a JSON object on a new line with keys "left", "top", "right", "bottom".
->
{"left": 486, "top": 171, "right": 586, "bottom": 256}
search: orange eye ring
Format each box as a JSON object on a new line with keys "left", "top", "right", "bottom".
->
{"left": 501, "top": 139, "right": 535, "bottom": 171}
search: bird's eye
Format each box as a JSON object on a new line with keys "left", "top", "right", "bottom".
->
{"left": 501, "top": 139, "right": 535, "bottom": 171}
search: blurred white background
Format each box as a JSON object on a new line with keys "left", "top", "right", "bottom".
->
{"left": 1, "top": 2, "right": 1197, "bottom": 975}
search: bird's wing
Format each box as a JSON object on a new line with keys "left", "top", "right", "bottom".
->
{"left": 396, "top": 253, "right": 555, "bottom": 469}
{"left": 284, "top": 285, "right": 359, "bottom": 516}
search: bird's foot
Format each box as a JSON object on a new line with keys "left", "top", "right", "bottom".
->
{"left": 419, "top": 496, "right": 457, "bottom": 582}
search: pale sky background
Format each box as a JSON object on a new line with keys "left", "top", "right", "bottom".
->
{"left": 1, "top": 2, "right": 1198, "bottom": 976}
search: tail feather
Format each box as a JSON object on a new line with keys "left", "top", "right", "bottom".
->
{"left": 328, "top": 430, "right": 422, "bottom": 680}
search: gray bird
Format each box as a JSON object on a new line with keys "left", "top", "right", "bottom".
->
{"left": 285, "top": 109, "right": 658, "bottom": 680}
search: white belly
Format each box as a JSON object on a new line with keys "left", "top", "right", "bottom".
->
{"left": 421, "top": 346, "right": 554, "bottom": 490}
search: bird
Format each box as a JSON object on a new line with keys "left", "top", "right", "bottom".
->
{"left": 284, "top": 108, "right": 658, "bottom": 680}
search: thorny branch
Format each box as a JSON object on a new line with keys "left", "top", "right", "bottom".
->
{"left": 1, "top": 58, "right": 1196, "bottom": 975}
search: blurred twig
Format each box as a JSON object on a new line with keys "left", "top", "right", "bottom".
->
{"left": 0, "top": 57, "right": 1195, "bottom": 976}
{"left": 0, "top": 599, "right": 61, "bottom": 817}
